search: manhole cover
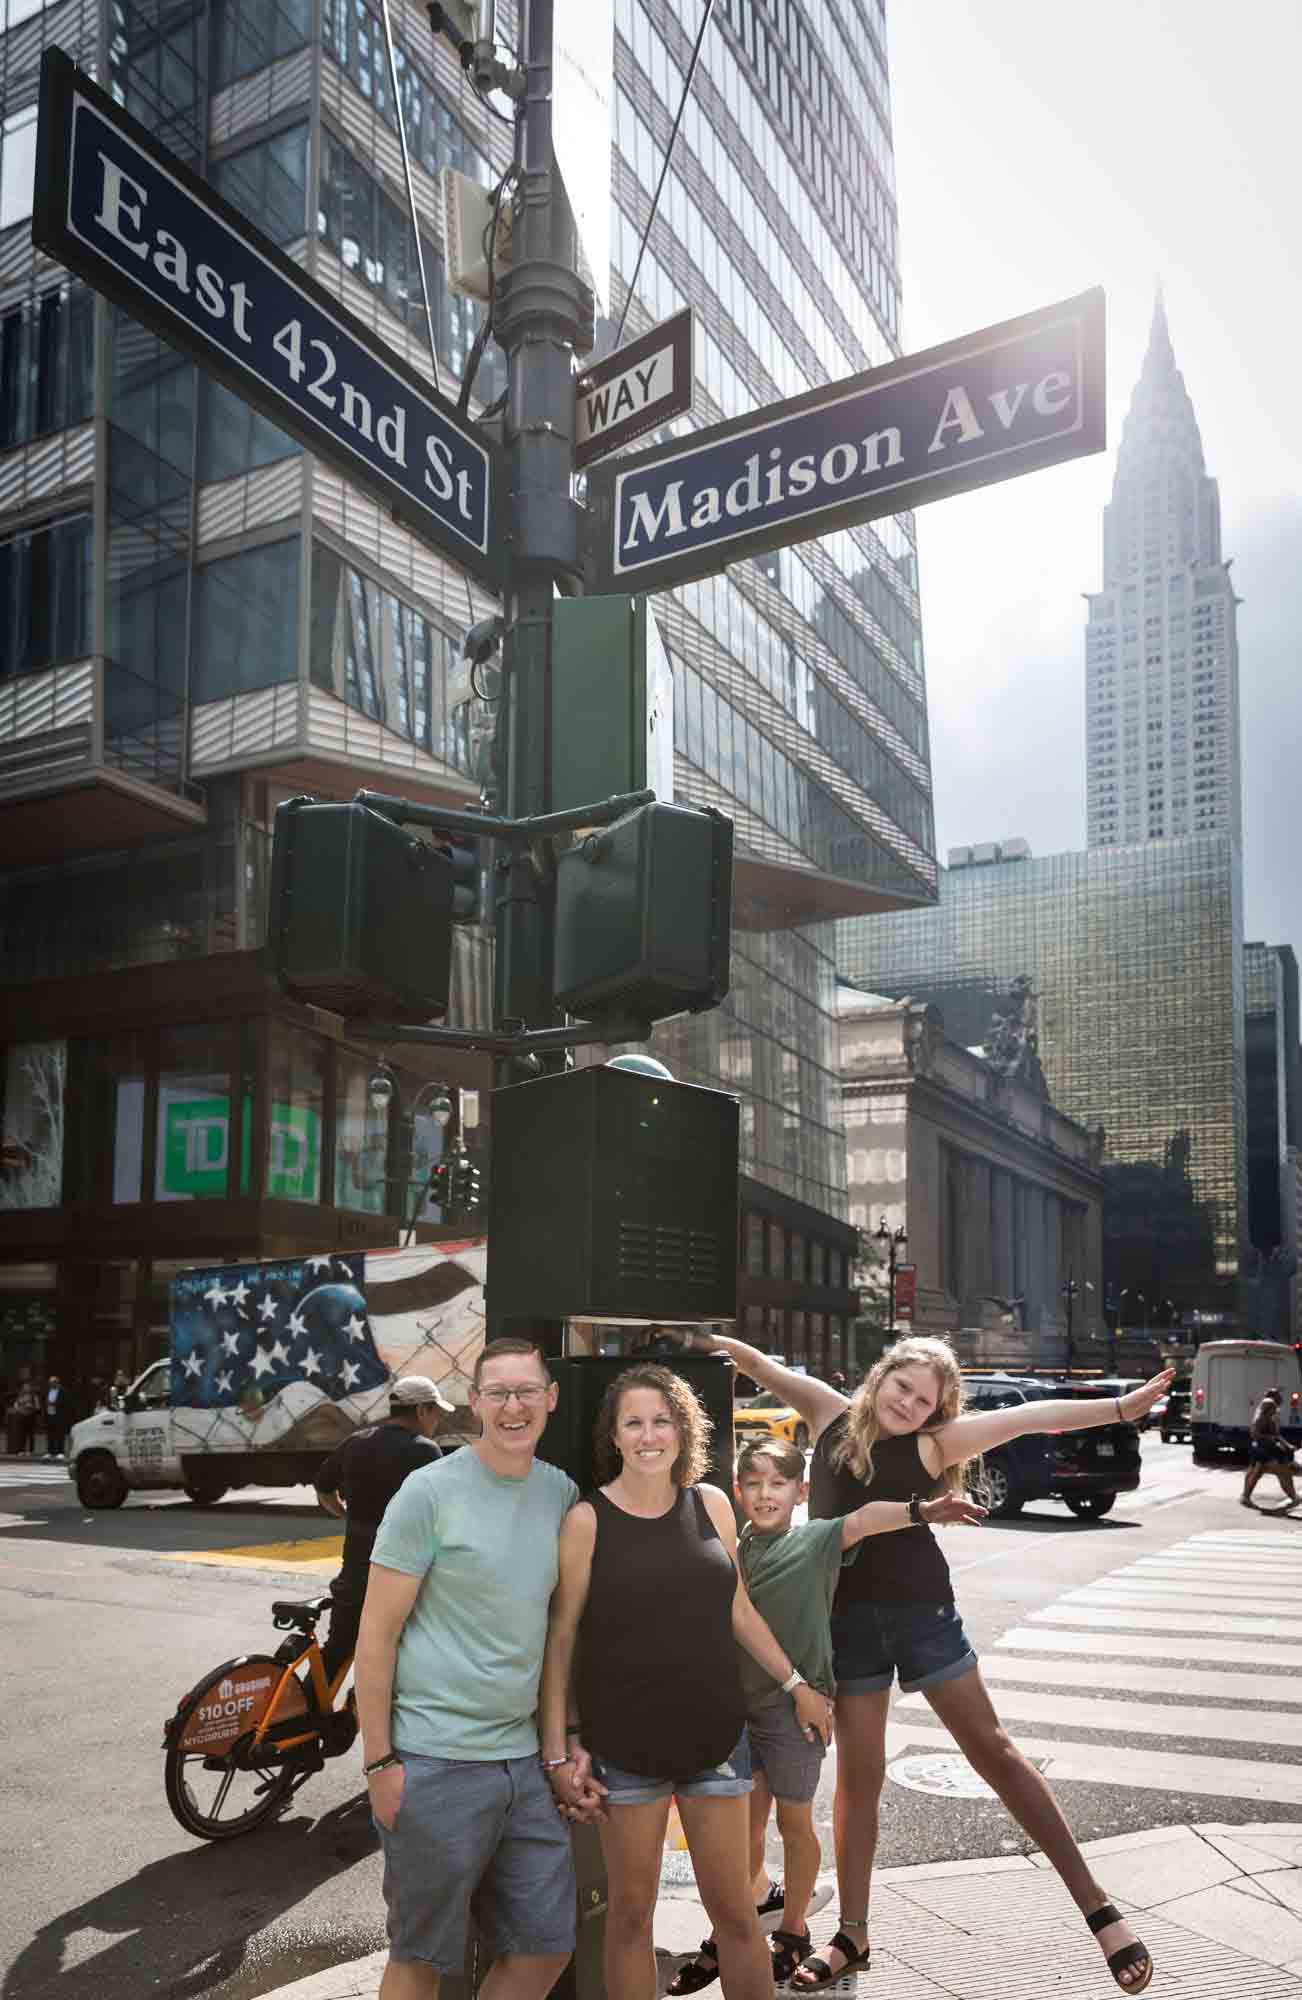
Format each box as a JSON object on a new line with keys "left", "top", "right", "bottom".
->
{"left": 889, "top": 1753, "right": 998, "bottom": 1799}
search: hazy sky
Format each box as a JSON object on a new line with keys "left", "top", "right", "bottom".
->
{"left": 885, "top": 2, "right": 1302, "bottom": 951}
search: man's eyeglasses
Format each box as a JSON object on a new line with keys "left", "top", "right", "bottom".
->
{"left": 477, "top": 1384, "right": 547, "bottom": 1406}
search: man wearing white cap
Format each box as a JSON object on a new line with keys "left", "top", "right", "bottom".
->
{"left": 316, "top": 1376, "right": 453, "bottom": 1680}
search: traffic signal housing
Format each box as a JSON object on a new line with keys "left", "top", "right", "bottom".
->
{"left": 268, "top": 796, "right": 454, "bottom": 1021}
{"left": 553, "top": 800, "right": 732, "bottom": 1027}
{"left": 487, "top": 1063, "right": 739, "bottom": 1322}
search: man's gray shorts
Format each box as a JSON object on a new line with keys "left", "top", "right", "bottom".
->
{"left": 375, "top": 1751, "right": 576, "bottom": 1972}
{"left": 747, "top": 1695, "right": 826, "bottom": 1804}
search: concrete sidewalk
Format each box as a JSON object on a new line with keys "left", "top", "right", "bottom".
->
{"left": 261, "top": 1821, "right": 1302, "bottom": 1998}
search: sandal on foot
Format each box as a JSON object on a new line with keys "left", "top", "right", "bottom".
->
{"left": 769, "top": 1928, "right": 812, "bottom": 1983}
{"left": 1087, "top": 1902, "right": 1154, "bottom": 1993}
{"left": 667, "top": 1937, "right": 719, "bottom": 1995}
{"left": 792, "top": 1927, "right": 871, "bottom": 1989}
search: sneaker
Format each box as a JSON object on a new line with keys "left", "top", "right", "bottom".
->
{"left": 756, "top": 1883, "right": 785, "bottom": 1924}
{"left": 1240, "top": 1495, "right": 1255, "bottom": 1507}
{"left": 756, "top": 1880, "right": 833, "bottom": 1933}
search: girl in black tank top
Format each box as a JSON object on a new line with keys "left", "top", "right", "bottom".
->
{"left": 538, "top": 1364, "right": 834, "bottom": 2000}
{"left": 691, "top": 1330, "right": 1171, "bottom": 1996}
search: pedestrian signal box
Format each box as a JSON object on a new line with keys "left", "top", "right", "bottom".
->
{"left": 268, "top": 796, "right": 454, "bottom": 1021}
{"left": 486, "top": 1064, "right": 739, "bottom": 1323}
{"left": 553, "top": 800, "right": 732, "bottom": 1027}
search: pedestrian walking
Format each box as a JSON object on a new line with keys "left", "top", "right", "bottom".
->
{"left": 10, "top": 1380, "right": 38, "bottom": 1454}
{"left": 699, "top": 1330, "right": 1170, "bottom": 1993}
{"left": 314, "top": 1374, "right": 451, "bottom": 1681}
{"left": 1241, "top": 1389, "right": 1299, "bottom": 1508}
{"left": 44, "top": 1375, "right": 69, "bottom": 1458}
{"left": 539, "top": 1363, "right": 833, "bottom": 2000}
{"left": 666, "top": 1436, "right": 984, "bottom": 1990}
{"left": 355, "top": 1338, "right": 600, "bottom": 2000}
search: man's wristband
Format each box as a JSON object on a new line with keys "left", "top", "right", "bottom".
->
{"left": 363, "top": 1752, "right": 401, "bottom": 1777}
{"left": 781, "top": 1669, "right": 806, "bottom": 1694}
{"left": 541, "top": 1755, "right": 574, "bottom": 1771}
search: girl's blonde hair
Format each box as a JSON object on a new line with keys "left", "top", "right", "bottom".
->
{"left": 831, "top": 1335, "right": 969, "bottom": 1495}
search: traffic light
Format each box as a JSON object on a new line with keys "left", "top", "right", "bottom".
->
{"left": 443, "top": 834, "right": 487, "bottom": 924}
{"left": 453, "top": 1152, "right": 483, "bottom": 1215}
{"left": 268, "top": 797, "right": 454, "bottom": 1021}
{"left": 553, "top": 800, "right": 732, "bottom": 1027}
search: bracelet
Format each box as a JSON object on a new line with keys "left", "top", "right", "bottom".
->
{"left": 541, "top": 1755, "right": 574, "bottom": 1772}
{"left": 781, "top": 1669, "right": 805, "bottom": 1693}
{"left": 566, "top": 1724, "right": 583, "bottom": 1737}
{"left": 363, "top": 1752, "right": 401, "bottom": 1777}
{"left": 1115, "top": 1397, "right": 1124, "bottom": 1423}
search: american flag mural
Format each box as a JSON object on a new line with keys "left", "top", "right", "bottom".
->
{"left": 171, "top": 1253, "right": 390, "bottom": 1411}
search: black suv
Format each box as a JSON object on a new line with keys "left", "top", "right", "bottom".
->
{"left": 962, "top": 1375, "right": 1143, "bottom": 1521}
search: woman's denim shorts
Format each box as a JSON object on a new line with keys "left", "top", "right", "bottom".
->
{"left": 831, "top": 1599, "right": 977, "bottom": 1696}
{"left": 593, "top": 1730, "right": 752, "bottom": 1805}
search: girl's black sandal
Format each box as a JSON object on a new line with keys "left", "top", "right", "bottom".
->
{"left": 666, "top": 1936, "right": 719, "bottom": 1995}
{"left": 770, "top": 1927, "right": 813, "bottom": 1982}
{"left": 792, "top": 1927, "right": 871, "bottom": 1989}
{"left": 1086, "top": 1903, "right": 1154, "bottom": 1993}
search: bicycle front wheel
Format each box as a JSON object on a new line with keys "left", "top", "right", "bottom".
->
{"left": 164, "top": 1654, "right": 305, "bottom": 1841}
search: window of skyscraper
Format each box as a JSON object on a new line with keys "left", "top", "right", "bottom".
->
{"left": 197, "top": 376, "right": 298, "bottom": 483}
{"left": 212, "top": 0, "right": 312, "bottom": 86}
{"left": 322, "top": 0, "right": 492, "bottom": 187}
{"left": 0, "top": 513, "right": 92, "bottom": 679}
{"left": 192, "top": 539, "right": 301, "bottom": 702}
{"left": 310, "top": 542, "right": 466, "bottom": 764}
{"left": 0, "top": 284, "right": 94, "bottom": 452}
{"left": 0, "top": 106, "right": 37, "bottom": 231}
{"left": 212, "top": 125, "right": 309, "bottom": 245}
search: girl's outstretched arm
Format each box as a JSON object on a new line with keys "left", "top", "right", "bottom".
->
{"left": 932, "top": 1369, "right": 1174, "bottom": 1471}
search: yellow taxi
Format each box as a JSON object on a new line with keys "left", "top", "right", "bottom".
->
{"left": 733, "top": 1390, "right": 811, "bottom": 1452}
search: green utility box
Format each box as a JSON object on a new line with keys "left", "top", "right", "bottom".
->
{"left": 268, "top": 796, "right": 454, "bottom": 1021}
{"left": 553, "top": 799, "right": 733, "bottom": 1026}
{"left": 550, "top": 594, "right": 674, "bottom": 812}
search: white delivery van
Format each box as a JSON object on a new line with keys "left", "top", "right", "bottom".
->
{"left": 67, "top": 1239, "right": 486, "bottom": 1508}
{"left": 1190, "top": 1339, "right": 1302, "bottom": 1460}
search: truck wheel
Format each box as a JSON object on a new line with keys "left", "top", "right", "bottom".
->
{"left": 76, "top": 1455, "right": 128, "bottom": 1509}
{"left": 1065, "top": 1492, "right": 1116, "bottom": 1520}
{"left": 183, "top": 1476, "right": 229, "bottom": 1507}
{"left": 1160, "top": 1430, "right": 1172, "bottom": 1444}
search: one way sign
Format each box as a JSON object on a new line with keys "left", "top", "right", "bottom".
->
{"left": 575, "top": 307, "right": 693, "bottom": 472}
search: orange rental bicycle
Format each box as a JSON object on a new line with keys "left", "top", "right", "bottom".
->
{"left": 163, "top": 1594, "right": 358, "bottom": 1840}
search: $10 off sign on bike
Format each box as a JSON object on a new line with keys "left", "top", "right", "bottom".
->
{"left": 179, "top": 1661, "right": 306, "bottom": 1754}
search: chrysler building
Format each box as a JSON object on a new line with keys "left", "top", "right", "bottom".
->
{"left": 1084, "top": 294, "right": 1241, "bottom": 848}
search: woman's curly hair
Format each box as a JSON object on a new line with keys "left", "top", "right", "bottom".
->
{"left": 592, "top": 1364, "right": 712, "bottom": 1488}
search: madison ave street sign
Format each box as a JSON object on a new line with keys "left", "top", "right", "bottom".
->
{"left": 574, "top": 307, "right": 694, "bottom": 471}
{"left": 584, "top": 288, "right": 1105, "bottom": 596}
{"left": 32, "top": 49, "right": 501, "bottom": 590}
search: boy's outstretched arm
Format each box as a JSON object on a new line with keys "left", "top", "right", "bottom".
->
{"left": 840, "top": 1490, "right": 986, "bottom": 1549}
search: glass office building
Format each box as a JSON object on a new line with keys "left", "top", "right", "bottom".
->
{"left": 0, "top": 2, "right": 927, "bottom": 1383}
{"left": 840, "top": 837, "right": 1247, "bottom": 1288}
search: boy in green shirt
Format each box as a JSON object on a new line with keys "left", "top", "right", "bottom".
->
{"left": 670, "top": 1437, "right": 984, "bottom": 1992}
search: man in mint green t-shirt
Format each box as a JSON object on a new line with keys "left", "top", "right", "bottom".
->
{"left": 356, "top": 1338, "right": 587, "bottom": 2000}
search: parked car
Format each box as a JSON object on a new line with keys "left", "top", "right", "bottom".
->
{"left": 733, "top": 1390, "right": 810, "bottom": 1452}
{"left": 1086, "top": 1377, "right": 1152, "bottom": 1430}
{"left": 961, "top": 1374, "right": 1142, "bottom": 1520}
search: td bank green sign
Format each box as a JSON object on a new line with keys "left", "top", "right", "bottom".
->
{"left": 161, "top": 1097, "right": 319, "bottom": 1200}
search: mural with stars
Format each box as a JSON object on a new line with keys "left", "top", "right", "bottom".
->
{"left": 168, "top": 1241, "right": 488, "bottom": 1455}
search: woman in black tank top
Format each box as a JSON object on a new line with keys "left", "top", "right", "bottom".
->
{"left": 539, "top": 1364, "right": 833, "bottom": 2000}
{"left": 696, "top": 1330, "right": 1171, "bottom": 1996}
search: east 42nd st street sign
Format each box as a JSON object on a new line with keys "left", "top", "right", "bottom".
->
{"left": 584, "top": 288, "right": 1105, "bottom": 597}
{"left": 32, "top": 48, "right": 501, "bottom": 591}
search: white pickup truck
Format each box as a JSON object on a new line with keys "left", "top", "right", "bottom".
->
{"left": 67, "top": 1239, "right": 486, "bottom": 1508}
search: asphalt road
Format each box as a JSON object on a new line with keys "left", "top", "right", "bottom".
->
{"left": 1, "top": 1438, "right": 1299, "bottom": 2000}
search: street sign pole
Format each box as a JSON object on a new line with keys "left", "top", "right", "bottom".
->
{"left": 490, "top": 0, "right": 587, "bottom": 1054}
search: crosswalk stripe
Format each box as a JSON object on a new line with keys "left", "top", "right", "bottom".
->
{"left": 998, "top": 1624, "right": 1302, "bottom": 1668}
{"left": 885, "top": 1719, "right": 1302, "bottom": 1805}
{"left": 0, "top": 1468, "right": 69, "bottom": 1486}
{"left": 1115, "top": 1568, "right": 1295, "bottom": 1592}
{"left": 979, "top": 1652, "right": 1302, "bottom": 1704}
{"left": 1184, "top": 1533, "right": 1302, "bottom": 1550}
{"left": 1129, "top": 1545, "right": 1302, "bottom": 1567}
{"left": 1031, "top": 1604, "right": 1302, "bottom": 1638}
{"left": 1060, "top": 1577, "right": 1285, "bottom": 1605}
{"left": 897, "top": 1683, "right": 1302, "bottom": 1747}
{"left": 1120, "top": 1558, "right": 1302, "bottom": 1579}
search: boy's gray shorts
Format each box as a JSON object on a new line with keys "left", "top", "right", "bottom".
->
{"left": 747, "top": 1696, "right": 826, "bottom": 1804}
{"left": 375, "top": 1751, "right": 576, "bottom": 1972}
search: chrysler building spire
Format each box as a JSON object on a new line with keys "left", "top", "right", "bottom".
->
{"left": 1084, "top": 292, "right": 1240, "bottom": 848}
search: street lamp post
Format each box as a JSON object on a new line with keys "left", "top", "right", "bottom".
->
{"left": 367, "top": 1065, "right": 455, "bottom": 1242}
{"left": 874, "top": 1216, "right": 908, "bottom": 1330}
{"left": 1061, "top": 1269, "right": 1093, "bottom": 1375}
